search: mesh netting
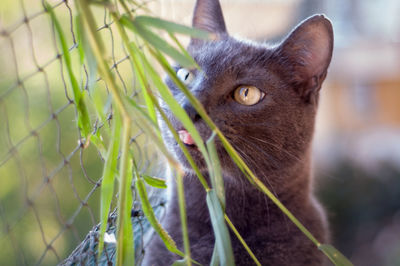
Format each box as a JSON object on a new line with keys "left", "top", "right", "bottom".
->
{"left": 0, "top": 0, "right": 159, "bottom": 265}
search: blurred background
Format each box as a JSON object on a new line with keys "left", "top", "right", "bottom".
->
{"left": 0, "top": 0, "right": 399, "bottom": 265}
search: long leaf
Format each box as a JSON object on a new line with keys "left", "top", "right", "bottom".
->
{"left": 135, "top": 177, "right": 185, "bottom": 257}
{"left": 46, "top": 2, "right": 91, "bottom": 137}
{"left": 120, "top": 15, "right": 195, "bottom": 67}
{"left": 135, "top": 16, "right": 209, "bottom": 39}
{"left": 97, "top": 109, "right": 121, "bottom": 258}
{"left": 206, "top": 190, "right": 235, "bottom": 266}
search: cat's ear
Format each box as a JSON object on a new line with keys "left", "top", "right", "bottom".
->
{"left": 277, "top": 15, "right": 333, "bottom": 103}
{"left": 190, "top": 0, "right": 227, "bottom": 45}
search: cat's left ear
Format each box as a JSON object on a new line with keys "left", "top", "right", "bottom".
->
{"left": 276, "top": 15, "right": 333, "bottom": 103}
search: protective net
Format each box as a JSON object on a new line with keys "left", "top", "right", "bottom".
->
{"left": 0, "top": 0, "right": 159, "bottom": 265}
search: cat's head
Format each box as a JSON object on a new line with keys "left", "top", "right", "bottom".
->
{"left": 160, "top": 0, "right": 333, "bottom": 181}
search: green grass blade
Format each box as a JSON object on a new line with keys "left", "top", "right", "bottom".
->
{"left": 319, "top": 244, "right": 354, "bottom": 266}
{"left": 135, "top": 177, "right": 185, "bottom": 257}
{"left": 97, "top": 109, "right": 121, "bottom": 258}
{"left": 206, "top": 132, "right": 225, "bottom": 209}
{"left": 206, "top": 190, "right": 235, "bottom": 266}
{"left": 142, "top": 175, "right": 167, "bottom": 189}
{"left": 46, "top": 2, "right": 91, "bottom": 137}
{"left": 135, "top": 16, "right": 209, "bottom": 39}
{"left": 120, "top": 15, "right": 195, "bottom": 67}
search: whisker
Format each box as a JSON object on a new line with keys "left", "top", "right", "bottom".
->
{"left": 247, "top": 135, "right": 303, "bottom": 163}
{"left": 232, "top": 141, "right": 279, "bottom": 198}
{"left": 234, "top": 135, "right": 281, "bottom": 169}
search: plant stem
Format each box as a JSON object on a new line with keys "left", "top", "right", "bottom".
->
{"left": 224, "top": 214, "right": 261, "bottom": 266}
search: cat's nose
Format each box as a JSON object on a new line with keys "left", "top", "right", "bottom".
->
{"left": 182, "top": 101, "right": 201, "bottom": 122}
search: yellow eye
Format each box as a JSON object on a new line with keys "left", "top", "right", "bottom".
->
{"left": 233, "top": 86, "right": 265, "bottom": 106}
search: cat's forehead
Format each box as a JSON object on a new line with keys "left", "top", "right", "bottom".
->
{"left": 190, "top": 37, "right": 272, "bottom": 74}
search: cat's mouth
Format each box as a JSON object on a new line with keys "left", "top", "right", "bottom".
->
{"left": 178, "top": 129, "right": 197, "bottom": 148}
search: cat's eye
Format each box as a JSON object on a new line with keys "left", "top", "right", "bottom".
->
{"left": 177, "top": 68, "right": 194, "bottom": 85}
{"left": 233, "top": 86, "right": 265, "bottom": 106}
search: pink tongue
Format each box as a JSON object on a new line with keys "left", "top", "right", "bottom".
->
{"left": 178, "top": 130, "right": 195, "bottom": 145}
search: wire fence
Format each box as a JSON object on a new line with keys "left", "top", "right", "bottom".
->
{"left": 0, "top": 0, "right": 158, "bottom": 265}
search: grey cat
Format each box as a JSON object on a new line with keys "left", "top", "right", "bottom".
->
{"left": 143, "top": 0, "right": 333, "bottom": 265}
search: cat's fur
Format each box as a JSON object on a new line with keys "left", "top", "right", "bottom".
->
{"left": 143, "top": 0, "right": 333, "bottom": 265}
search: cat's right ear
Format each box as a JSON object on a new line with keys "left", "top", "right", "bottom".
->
{"left": 190, "top": 0, "right": 227, "bottom": 45}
